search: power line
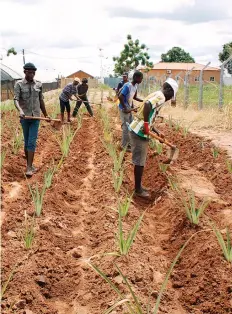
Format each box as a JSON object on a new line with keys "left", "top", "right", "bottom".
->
{"left": 25, "top": 50, "right": 96, "bottom": 60}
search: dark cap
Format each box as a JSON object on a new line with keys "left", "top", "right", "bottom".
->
{"left": 23, "top": 63, "right": 37, "bottom": 71}
{"left": 82, "top": 78, "right": 88, "bottom": 83}
{"left": 122, "top": 72, "right": 128, "bottom": 77}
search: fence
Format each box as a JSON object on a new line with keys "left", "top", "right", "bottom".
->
{"left": 1, "top": 80, "right": 60, "bottom": 101}
{"left": 60, "top": 77, "right": 98, "bottom": 89}
{"left": 104, "top": 58, "right": 232, "bottom": 109}
{"left": 104, "top": 77, "right": 121, "bottom": 88}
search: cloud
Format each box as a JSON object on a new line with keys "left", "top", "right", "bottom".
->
{"left": 107, "top": 0, "right": 231, "bottom": 23}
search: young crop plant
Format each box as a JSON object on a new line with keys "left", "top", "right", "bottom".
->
{"left": 211, "top": 224, "right": 232, "bottom": 263}
{"left": 226, "top": 159, "right": 232, "bottom": 174}
{"left": 158, "top": 162, "right": 169, "bottom": 173}
{"left": 12, "top": 127, "right": 23, "bottom": 154}
{"left": 22, "top": 211, "right": 35, "bottom": 249}
{"left": 27, "top": 182, "right": 46, "bottom": 217}
{"left": 212, "top": 146, "right": 220, "bottom": 158}
{"left": 44, "top": 162, "right": 56, "bottom": 189}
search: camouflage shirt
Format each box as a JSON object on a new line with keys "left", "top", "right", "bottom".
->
{"left": 14, "top": 79, "right": 43, "bottom": 116}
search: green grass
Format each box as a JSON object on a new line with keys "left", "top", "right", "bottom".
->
{"left": 0, "top": 100, "right": 16, "bottom": 112}
{"left": 1, "top": 265, "right": 17, "bottom": 300}
{"left": 212, "top": 146, "right": 220, "bottom": 158}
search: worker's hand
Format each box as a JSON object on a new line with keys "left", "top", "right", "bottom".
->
{"left": 143, "top": 122, "right": 150, "bottom": 135}
{"left": 132, "top": 107, "right": 138, "bottom": 113}
{"left": 19, "top": 109, "right": 25, "bottom": 119}
{"left": 45, "top": 115, "right": 51, "bottom": 122}
{"left": 171, "top": 99, "right": 176, "bottom": 107}
{"left": 122, "top": 108, "right": 132, "bottom": 114}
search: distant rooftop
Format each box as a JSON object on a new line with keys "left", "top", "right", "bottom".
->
{"left": 140, "top": 62, "right": 220, "bottom": 71}
{"left": 0, "top": 64, "right": 23, "bottom": 82}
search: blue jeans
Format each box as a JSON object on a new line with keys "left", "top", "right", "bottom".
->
{"left": 119, "top": 110, "right": 133, "bottom": 148}
{"left": 20, "top": 119, "right": 40, "bottom": 152}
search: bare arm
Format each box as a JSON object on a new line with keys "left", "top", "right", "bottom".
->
{"left": 143, "top": 101, "right": 152, "bottom": 122}
{"left": 39, "top": 87, "right": 49, "bottom": 117}
{"left": 118, "top": 93, "right": 127, "bottom": 111}
{"left": 133, "top": 90, "right": 143, "bottom": 102}
{"left": 14, "top": 83, "right": 25, "bottom": 117}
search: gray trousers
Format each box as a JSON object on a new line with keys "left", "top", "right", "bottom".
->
{"left": 119, "top": 110, "right": 133, "bottom": 148}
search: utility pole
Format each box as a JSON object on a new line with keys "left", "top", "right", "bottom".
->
{"left": 22, "top": 49, "right": 25, "bottom": 65}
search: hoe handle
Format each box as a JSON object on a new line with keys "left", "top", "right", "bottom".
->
{"left": 148, "top": 131, "right": 176, "bottom": 149}
{"left": 24, "top": 116, "right": 61, "bottom": 122}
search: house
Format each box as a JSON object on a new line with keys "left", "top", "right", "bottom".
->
{"left": 140, "top": 62, "right": 220, "bottom": 84}
{"left": 66, "top": 70, "right": 94, "bottom": 80}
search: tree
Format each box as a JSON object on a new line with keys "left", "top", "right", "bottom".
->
{"left": 113, "top": 35, "right": 153, "bottom": 76}
{"left": 219, "top": 42, "right": 232, "bottom": 74}
{"left": 161, "top": 47, "right": 195, "bottom": 63}
{"left": 7, "top": 47, "right": 17, "bottom": 57}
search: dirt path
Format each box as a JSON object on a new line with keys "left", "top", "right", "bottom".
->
{"left": 1, "top": 92, "right": 232, "bottom": 314}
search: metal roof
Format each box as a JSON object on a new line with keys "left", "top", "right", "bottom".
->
{"left": 0, "top": 64, "right": 23, "bottom": 81}
{"left": 140, "top": 62, "right": 220, "bottom": 71}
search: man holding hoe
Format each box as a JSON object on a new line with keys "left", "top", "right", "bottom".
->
{"left": 14, "top": 63, "right": 50, "bottom": 177}
{"left": 118, "top": 71, "right": 144, "bottom": 152}
{"left": 59, "top": 77, "right": 81, "bottom": 123}
{"left": 128, "top": 78, "right": 178, "bottom": 198}
{"left": 72, "top": 78, "right": 93, "bottom": 117}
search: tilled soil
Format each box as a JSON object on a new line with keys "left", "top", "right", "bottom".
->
{"left": 1, "top": 98, "right": 232, "bottom": 314}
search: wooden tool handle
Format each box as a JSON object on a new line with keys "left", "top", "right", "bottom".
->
{"left": 24, "top": 116, "right": 61, "bottom": 122}
{"left": 148, "top": 131, "right": 176, "bottom": 149}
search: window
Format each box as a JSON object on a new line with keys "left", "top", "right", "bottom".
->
{"left": 210, "top": 76, "right": 215, "bottom": 82}
{"left": 166, "top": 70, "right": 172, "bottom": 74}
{"left": 195, "top": 76, "right": 200, "bottom": 82}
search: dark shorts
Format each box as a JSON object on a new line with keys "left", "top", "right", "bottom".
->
{"left": 129, "top": 131, "right": 149, "bottom": 166}
{"left": 59, "top": 98, "right": 71, "bottom": 113}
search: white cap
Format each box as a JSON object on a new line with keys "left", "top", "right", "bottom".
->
{"left": 165, "top": 78, "right": 178, "bottom": 98}
{"left": 74, "top": 77, "right": 81, "bottom": 83}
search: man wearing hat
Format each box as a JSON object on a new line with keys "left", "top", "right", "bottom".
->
{"left": 72, "top": 78, "right": 93, "bottom": 117}
{"left": 128, "top": 78, "right": 178, "bottom": 198}
{"left": 14, "top": 63, "right": 50, "bottom": 177}
{"left": 116, "top": 72, "right": 129, "bottom": 95}
{"left": 59, "top": 77, "right": 80, "bottom": 123}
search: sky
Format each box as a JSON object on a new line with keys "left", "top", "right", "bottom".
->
{"left": 0, "top": 0, "right": 231, "bottom": 82}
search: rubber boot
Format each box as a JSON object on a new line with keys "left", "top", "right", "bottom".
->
{"left": 26, "top": 151, "right": 35, "bottom": 177}
{"left": 134, "top": 165, "right": 150, "bottom": 198}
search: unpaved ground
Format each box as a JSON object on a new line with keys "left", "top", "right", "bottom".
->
{"left": 1, "top": 90, "right": 232, "bottom": 314}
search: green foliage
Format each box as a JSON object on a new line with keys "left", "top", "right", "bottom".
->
{"left": 149, "top": 139, "right": 163, "bottom": 155}
{"left": 113, "top": 34, "right": 153, "bottom": 75}
{"left": 7, "top": 47, "right": 17, "bottom": 56}
{"left": 117, "top": 193, "right": 134, "bottom": 217}
{"left": 161, "top": 46, "right": 195, "bottom": 63}
{"left": 219, "top": 42, "right": 232, "bottom": 74}
{"left": 212, "top": 146, "right": 220, "bottom": 158}
{"left": 158, "top": 163, "right": 169, "bottom": 173}
{"left": 44, "top": 162, "right": 56, "bottom": 189}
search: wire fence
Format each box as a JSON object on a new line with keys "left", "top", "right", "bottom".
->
{"left": 1, "top": 80, "right": 60, "bottom": 101}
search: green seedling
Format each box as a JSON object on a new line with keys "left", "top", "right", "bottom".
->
{"left": 167, "top": 175, "right": 179, "bottom": 191}
{"left": 226, "top": 160, "right": 232, "bottom": 173}
{"left": 118, "top": 211, "right": 145, "bottom": 255}
{"left": 0, "top": 150, "right": 6, "bottom": 169}
{"left": 12, "top": 127, "right": 23, "bottom": 154}
{"left": 112, "top": 169, "right": 124, "bottom": 193}
{"left": 117, "top": 193, "right": 134, "bottom": 217}
{"left": 174, "top": 119, "right": 182, "bottom": 131}
{"left": 182, "top": 122, "right": 194, "bottom": 138}
{"left": 27, "top": 182, "right": 46, "bottom": 217}
{"left": 22, "top": 211, "right": 35, "bottom": 249}
{"left": 1, "top": 265, "right": 17, "bottom": 300}
{"left": 212, "top": 146, "right": 220, "bottom": 158}
{"left": 57, "top": 125, "right": 76, "bottom": 157}
{"left": 211, "top": 224, "right": 232, "bottom": 263}
{"left": 44, "top": 162, "right": 56, "bottom": 189}
{"left": 158, "top": 162, "right": 169, "bottom": 173}
{"left": 149, "top": 139, "right": 163, "bottom": 155}
{"left": 180, "top": 190, "right": 209, "bottom": 225}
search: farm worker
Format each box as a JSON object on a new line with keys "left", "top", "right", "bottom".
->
{"left": 72, "top": 78, "right": 93, "bottom": 117}
{"left": 116, "top": 72, "right": 129, "bottom": 95}
{"left": 59, "top": 77, "right": 80, "bottom": 123}
{"left": 14, "top": 62, "right": 51, "bottom": 177}
{"left": 118, "top": 71, "right": 143, "bottom": 152}
{"left": 128, "top": 78, "right": 179, "bottom": 198}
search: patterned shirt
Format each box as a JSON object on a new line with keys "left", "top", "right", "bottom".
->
{"left": 14, "top": 79, "right": 43, "bottom": 117}
{"left": 119, "top": 82, "right": 138, "bottom": 110}
{"left": 129, "top": 91, "right": 166, "bottom": 138}
{"left": 60, "top": 83, "right": 78, "bottom": 102}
